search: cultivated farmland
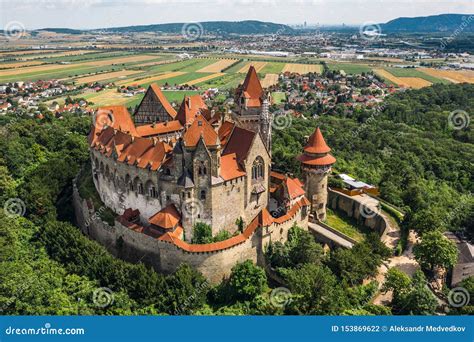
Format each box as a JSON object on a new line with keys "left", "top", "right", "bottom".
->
{"left": 197, "top": 59, "right": 239, "bottom": 73}
{"left": 282, "top": 63, "right": 322, "bottom": 74}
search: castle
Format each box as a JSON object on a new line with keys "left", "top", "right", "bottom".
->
{"left": 81, "top": 66, "right": 336, "bottom": 282}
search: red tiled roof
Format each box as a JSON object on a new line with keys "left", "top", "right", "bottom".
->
{"left": 239, "top": 66, "right": 263, "bottom": 107}
{"left": 117, "top": 137, "right": 154, "bottom": 165}
{"left": 95, "top": 106, "right": 138, "bottom": 136}
{"left": 285, "top": 177, "right": 306, "bottom": 199}
{"left": 259, "top": 208, "right": 274, "bottom": 226}
{"left": 218, "top": 121, "right": 235, "bottom": 146}
{"left": 270, "top": 171, "right": 286, "bottom": 181}
{"left": 149, "top": 84, "right": 177, "bottom": 118}
{"left": 297, "top": 153, "right": 336, "bottom": 166}
{"left": 183, "top": 114, "right": 219, "bottom": 148}
{"left": 135, "top": 120, "right": 183, "bottom": 137}
{"left": 149, "top": 204, "right": 181, "bottom": 229}
{"left": 220, "top": 153, "right": 246, "bottom": 181}
{"left": 222, "top": 126, "right": 256, "bottom": 163}
{"left": 176, "top": 95, "right": 207, "bottom": 126}
{"left": 136, "top": 141, "right": 167, "bottom": 170}
{"left": 304, "top": 127, "right": 331, "bottom": 154}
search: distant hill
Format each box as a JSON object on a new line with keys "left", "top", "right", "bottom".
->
{"left": 94, "top": 20, "right": 293, "bottom": 35}
{"left": 380, "top": 14, "right": 474, "bottom": 33}
{"left": 35, "top": 28, "right": 84, "bottom": 35}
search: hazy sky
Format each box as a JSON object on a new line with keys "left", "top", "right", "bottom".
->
{"left": 0, "top": 0, "right": 472, "bottom": 29}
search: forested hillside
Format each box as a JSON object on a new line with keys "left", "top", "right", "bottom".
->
{"left": 273, "top": 84, "right": 473, "bottom": 241}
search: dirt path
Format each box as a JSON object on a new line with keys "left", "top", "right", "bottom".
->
{"left": 353, "top": 195, "right": 420, "bottom": 305}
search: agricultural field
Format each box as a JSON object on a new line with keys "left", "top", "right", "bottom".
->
{"left": 261, "top": 74, "right": 279, "bottom": 87}
{"left": 186, "top": 73, "right": 225, "bottom": 86}
{"left": 238, "top": 61, "right": 268, "bottom": 73}
{"left": 196, "top": 59, "right": 239, "bottom": 73}
{"left": 419, "top": 68, "right": 474, "bottom": 84}
{"left": 373, "top": 68, "right": 432, "bottom": 89}
{"left": 260, "top": 62, "right": 286, "bottom": 74}
{"left": 383, "top": 67, "right": 450, "bottom": 84}
{"left": 74, "top": 70, "right": 143, "bottom": 84}
{"left": 117, "top": 71, "right": 187, "bottom": 86}
{"left": 327, "top": 62, "right": 373, "bottom": 74}
{"left": 282, "top": 63, "right": 322, "bottom": 74}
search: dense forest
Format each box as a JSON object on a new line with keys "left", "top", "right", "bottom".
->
{"left": 0, "top": 83, "right": 472, "bottom": 315}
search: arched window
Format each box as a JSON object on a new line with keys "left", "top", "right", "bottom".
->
{"left": 138, "top": 182, "right": 144, "bottom": 195}
{"left": 252, "top": 157, "right": 264, "bottom": 181}
{"left": 200, "top": 190, "right": 206, "bottom": 200}
{"left": 145, "top": 180, "right": 157, "bottom": 198}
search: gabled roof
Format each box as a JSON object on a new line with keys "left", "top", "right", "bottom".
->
{"left": 176, "top": 95, "right": 207, "bottom": 126}
{"left": 135, "top": 120, "right": 183, "bottom": 137}
{"left": 149, "top": 204, "right": 181, "bottom": 229}
{"left": 222, "top": 126, "right": 256, "bottom": 164}
{"left": 220, "top": 153, "right": 246, "bottom": 181}
{"left": 304, "top": 127, "right": 331, "bottom": 154}
{"left": 148, "top": 84, "right": 177, "bottom": 118}
{"left": 183, "top": 114, "right": 219, "bottom": 148}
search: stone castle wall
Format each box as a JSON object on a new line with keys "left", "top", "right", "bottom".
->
{"left": 73, "top": 181, "right": 308, "bottom": 284}
{"left": 328, "top": 189, "right": 388, "bottom": 235}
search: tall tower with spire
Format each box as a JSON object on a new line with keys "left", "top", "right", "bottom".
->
{"left": 297, "top": 127, "right": 336, "bottom": 221}
{"left": 233, "top": 66, "right": 272, "bottom": 152}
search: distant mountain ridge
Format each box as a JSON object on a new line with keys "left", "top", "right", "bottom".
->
{"left": 380, "top": 14, "right": 474, "bottom": 33}
{"left": 95, "top": 20, "right": 293, "bottom": 35}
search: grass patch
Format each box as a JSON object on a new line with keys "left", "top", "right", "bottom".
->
{"left": 272, "top": 92, "right": 286, "bottom": 104}
{"left": 324, "top": 208, "right": 371, "bottom": 242}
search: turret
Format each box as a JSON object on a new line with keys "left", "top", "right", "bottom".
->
{"left": 297, "top": 127, "right": 336, "bottom": 221}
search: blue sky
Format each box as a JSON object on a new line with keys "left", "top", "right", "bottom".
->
{"left": 0, "top": 0, "right": 472, "bottom": 29}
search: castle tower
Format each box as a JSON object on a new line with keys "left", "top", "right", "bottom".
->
{"left": 233, "top": 66, "right": 272, "bottom": 151}
{"left": 297, "top": 127, "right": 336, "bottom": 221}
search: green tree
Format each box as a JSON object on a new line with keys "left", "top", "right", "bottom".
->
{"left": 192, "top": 222, "right": 212, "bottom": 244}
{"left": 414, "top": 231, "right": 458, "bottom": 272}
{"left": 227, "top": 260, "right": 267, "bottom": 301}
{"left": 281, "top": 264, "right": 348, "bottom": 315}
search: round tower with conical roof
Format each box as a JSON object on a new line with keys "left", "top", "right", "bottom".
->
{"left": 297, "top": 127, "right": 336, "bottom": 221}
